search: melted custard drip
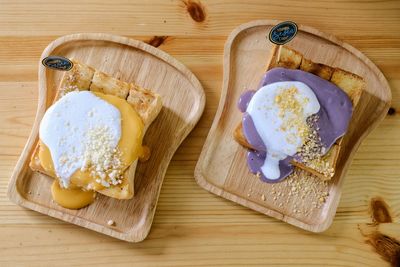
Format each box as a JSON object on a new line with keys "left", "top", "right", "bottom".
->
{"left": 40, "top": 92, "right": 145, "bottom": 208}
{"left": 139, "top": 145, "right": 151, "bottom": 162}
{"left": 51, "top": 180, "right": 96, "bottom": 209}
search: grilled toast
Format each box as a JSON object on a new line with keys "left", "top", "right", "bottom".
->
{"left": 234, "top": 46, "right": 364, "bottom": 180}
{"left": 29, "top": 59, "right": 162, "bottom": 199}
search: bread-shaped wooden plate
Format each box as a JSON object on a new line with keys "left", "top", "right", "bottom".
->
{"left": 7, "top": 33, "right": 205, "bottom": 242}
{"left": 194, "top": 20, "right": 391, "bottom": 232}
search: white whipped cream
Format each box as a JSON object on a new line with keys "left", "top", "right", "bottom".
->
{"left": 39, "top": 91, "right": 121, "bottom": 187}
{"left": 246, "top": 81, "right": 320, "bottom": 180}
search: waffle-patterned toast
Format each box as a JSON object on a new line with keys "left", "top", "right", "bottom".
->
{"left": 233, "top": 46, "right": 365, "bottom": 180}
{"left": 29, "top": 59, "right": 162, "bottom": 199}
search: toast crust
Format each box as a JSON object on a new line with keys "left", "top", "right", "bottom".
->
{"left": 90, "top": 70, "right": 130, "bottom": 99}
{"left": 234, "top": 46, "right": 365, "bottom": 180}
{"left": 29, "top": 60, "right": 162, "bottom": 199}
{"left": 60, "top": 60, "right": 94, "bottom": 94}
{"left": 127, "top": 84, "right": 162, "bottom": 131}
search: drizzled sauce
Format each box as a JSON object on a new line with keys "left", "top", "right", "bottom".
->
{"left": 51, "top": 180, "right": 96, "bottom": 209}
{"left": 238, "top": 68, "right": 353, "bottom": 182}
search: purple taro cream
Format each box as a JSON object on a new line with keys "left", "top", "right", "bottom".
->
{"left": 238, "top": 67, "right": 353, "bottom": 183}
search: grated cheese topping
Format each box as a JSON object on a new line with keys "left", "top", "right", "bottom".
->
{"left": 295, "top": 114, "right": 335, "bottom": 178}
{"left": 81, "top": 126, "right": 124, "bottom": 187}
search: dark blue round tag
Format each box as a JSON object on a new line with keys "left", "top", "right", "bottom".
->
{"left": 42, "top": 56, "right": 73, "bottom": 71}
{"left": 268, "top": 21, "right": 298, "bottom": 45}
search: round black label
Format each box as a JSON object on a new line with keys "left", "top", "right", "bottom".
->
{"left": 42, "top": 56, "right": 73, "bottom": 71}
{"left": 268, "top": 21, "right": 298, "bottom": 45}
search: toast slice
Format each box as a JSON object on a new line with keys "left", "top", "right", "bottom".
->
{"left": 29, "top": 59, "right": 162, "bottom": 199}
{"left": 234, "top": 46, "right": 365, "bottom": 180}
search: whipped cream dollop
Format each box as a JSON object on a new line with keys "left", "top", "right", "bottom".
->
{"left": 245, "top": 81, "right": 320, "bottom": 180}
{"left": 39, "top": 91, "right": 121, "bottom": 187}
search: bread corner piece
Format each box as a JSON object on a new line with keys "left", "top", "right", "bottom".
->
{"left": 60, "top": 59, "right": 95, "bottom": 94}
{"left": 330, "top": 68, "right": 364, "bottom": 106}
{"left": 127, "top": 84, "right": 162, "bottom": 128}
{"left": 90, "top": 70, "right": 130, "bottom": 99}
{"left": 275, "top": 46, "right": 302, "bottom": 69}
{"left": 233, "top": 123, "right": 253, "bottom": 150}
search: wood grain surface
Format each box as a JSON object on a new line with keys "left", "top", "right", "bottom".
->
{"left": 0, "top": 0, "right": 399, "bottom": 266}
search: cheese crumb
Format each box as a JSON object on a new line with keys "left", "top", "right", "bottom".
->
{"left": 274, "top": 87, "right": 335, "bottom": 180}
{"left": 81, "top": 126, "right": 124, "bottom": 187}
{"left": 295, "top": 114, "right": 334, "bottom": 178}
{"left": 56, "top": 124, "right": 124, "bottom": 188}
{"left": 275, "top": 86, "right": 310, "bottom": 143}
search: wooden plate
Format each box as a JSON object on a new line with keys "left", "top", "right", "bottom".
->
{"left": 194, "top": 20, "right": 391, "bottom": 232}
{"left": 7, "top": 33, "right": 205, "bottom": 242}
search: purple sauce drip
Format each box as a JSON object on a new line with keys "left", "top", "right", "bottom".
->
{"left": 238, "top": 67, "right": 353, "bottom": 182}
{"left": 237, "top": 90, "right": 255, "bottom": 112}
{"left": 247, "top": 150, "right": 293, "bottom": 183}
{"left": 243, "top": 113, "right": 266, "bottom": 151}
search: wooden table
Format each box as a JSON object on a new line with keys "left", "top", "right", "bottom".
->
{"left": 1, "top": 1, "right": 399, "bottom": 266}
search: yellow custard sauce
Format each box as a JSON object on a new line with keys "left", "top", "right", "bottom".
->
{"left": 51, "top": 180, "right": 96, "bottom": 209}
{"left": 39, "top": 92, "right": 145, "bottom": 209}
